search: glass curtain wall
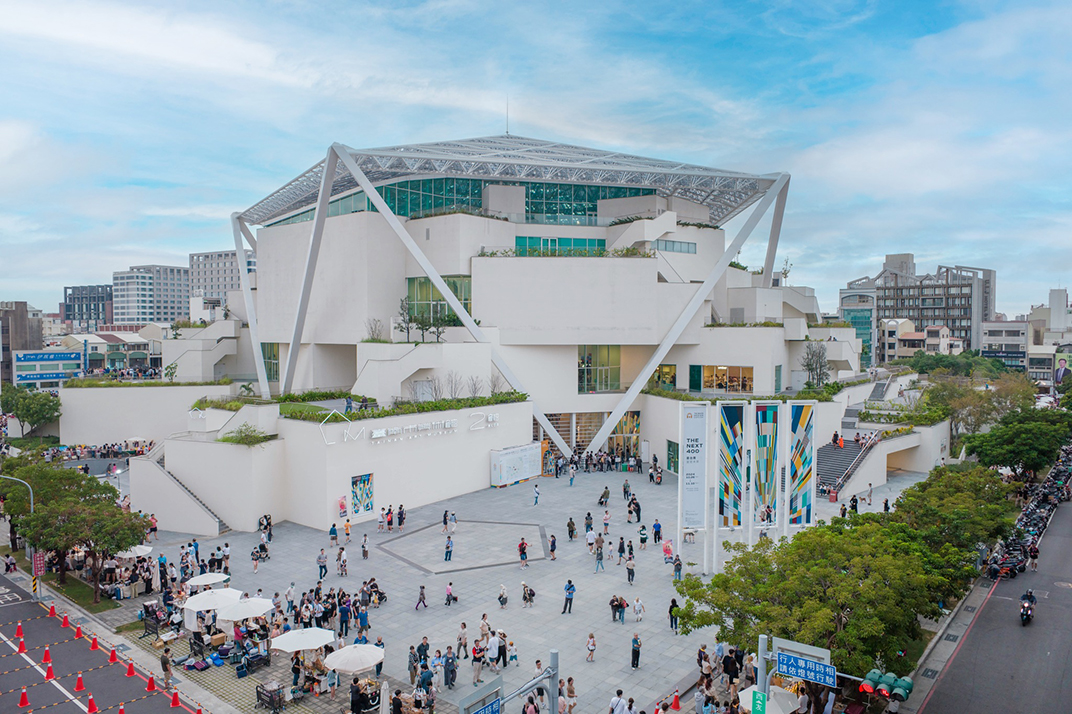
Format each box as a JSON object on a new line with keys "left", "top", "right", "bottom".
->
{"left": 578, "top": 345, "right": 621, "bottom": 393}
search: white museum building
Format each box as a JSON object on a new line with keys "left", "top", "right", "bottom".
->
{"left": 120, "top": 135, "right": 874, "bottom": 534}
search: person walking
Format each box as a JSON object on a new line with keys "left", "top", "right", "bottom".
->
{"left": 594, "top": 546, "right": 605, "bottom": 573}
{"left": 638, "top": 524, "right": 647, "bottom": 549}
{"left": 415, "top": 585, "right": 428, "bottom": 610}
{"left": 518, "top": 538, "right": 529, "bottom": 569}
{"left": 549, "top": 534, "right": 557, "bottom": 561}
{"left": 408, "top": 646, "right": 420, "bottom": 686}
{"left": 668, "top": 598, "right": 679, "bottom": 633}
{"left": 562, "top": 580, "right": 575, "bottom": 613}
{"left": 374, "top": 637, "right": 385, "bottom": 676}
{"left": 499, "top": 584, "right": 509, "bottom": 609}
{"left": 603, "top": 510, "right": 611, "bottom": 535}
{"left": 533, "top": 482, "right": 540, "bottom": 506}
{"left": 444, "top": 646, "right": 457, "bottom": 690}
{"left": 567, "top": 518, "right": 577, "bottom": 541}
{"left": 652, "top": 519, "right": 662, "bottom": 544}
{"left": 883, "top": 498, "right": 890, "bottom": 513}
{"left": 317, "top": 549, "right": 328, "bottom": 579}
{"left": 586, "top": 633, "right": 596, "bottom": 662}
{"left": 626, "top": 556, "right": 635, "bottom": 584}
{"left": 457, "top": 623, "right": 469, "bottom": 660}
{"left": 160, "top": 647, "right": 173, "bottom": 689}
{"left": 445, "top": 536, "right": 454, "bottom": 561}
{"left": 450, "top": 511, "right": 458, "bottom": 533}
{"left": 586, "top": 529, "right": 596, "bottom": 553}
{"left": 442, "top": 510, "right": 449, "bottom": 533}
{"left": 1029, "top": 543, "right": 1040, "bottom": 571}
{"left": 630, "top": 634, "right": 642, "bottom": 669}
{"left": 609, "top": 689, "right": 627, "bottom": 714}
{"left": 445, "top": 582, "right": 457, "bottom": 607}
{"left": 633, "top": 597, "right": 645, "bottom": 621}
{"left": 330, "top": 523, "right": 339, "bottom": 546}
{"left": 362, "top": 534, "right": 369, "bottom": 560}
{"left": 617, "top": 537, "right": 626, "bottom": 565}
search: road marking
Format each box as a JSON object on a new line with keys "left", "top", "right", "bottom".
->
{"left": 0, "top": 628, "right": 89, "bottom": 712}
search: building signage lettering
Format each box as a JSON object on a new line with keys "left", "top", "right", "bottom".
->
{"left": 16, "top": 372, "right": 74, "bottom": 382}
{"left": 320, "top": 411, "right": 498, "bottom": 446}
{"left": 16, "top": 351, "right": 81, "bottom": 363}
{"left": 680, "top": 402, "right": 708, "bottom": 529}
{"left": 775, "top": 653, "right": 836, "bottom": 687}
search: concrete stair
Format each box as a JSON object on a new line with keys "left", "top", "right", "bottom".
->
{"left": 868, "top": 379, "right": 890, "bottom": 401}
{"left": 155, "top": 452, "right": 231, "bottom": 535}
{"left": 817, "top": 441, "right": 864, "bottom": 488}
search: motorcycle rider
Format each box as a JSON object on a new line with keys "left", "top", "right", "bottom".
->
{"left": 1021, "top": 589, "right": 1037, "bottom": 606}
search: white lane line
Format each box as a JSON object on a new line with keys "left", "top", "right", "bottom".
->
{"left": 0, "top": 628, "right": 90, "bottom": 712}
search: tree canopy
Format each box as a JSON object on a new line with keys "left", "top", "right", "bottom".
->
{"left": 894, "top": 350, "right": 1007, "bottom": 377}
{"left": 0, "top": 384, "right": 62, "bottom": 436}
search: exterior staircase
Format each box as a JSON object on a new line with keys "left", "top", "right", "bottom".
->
{"left": 152, "top": 449, "right": 230, "bottom": 535}
{"left": 868, "top": 378, "right": 891, "bottom": 401}
{"left": 841, "top": 407, "right": 860, "bottom": 433}
{"left": 817, "top": 441, "right": 865, "bottom": 490}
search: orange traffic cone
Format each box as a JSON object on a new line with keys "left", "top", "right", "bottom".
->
{"left": 15, "top": 621, "right": 23, "bottom": 637}
{"left": 86, "top": 692, "right": 100, "bottom": 714}
{"left": 18, "top": 638, "right": 26, "bottom": 653}
{"left": 195, "top": 704, "right": 203, "bottom": 714}
{"left": 45, "top": 663, "right": 55, "bottom": 680}
{"left": 90, "top": 635, "right": 99, "bottom": 650}
{"left": 48, "top": 603, "right": 57, "bottom": 617}
{"left": 19, "top": 686, "right": 29, "bottom": 708}
{"left": 42, "top": 645, "right": 52, "bottom": 664}
{"left": 126, "top": 659, "right": 136, "bottom": 677}
{"left": 119, "top": 704, "right": 126, "bottom": 714}
{"left": 146, "top": 674, "right": 157, "bottom": 691}
{"left": 74, "top": 671, "right": 86, "bottom": 692}
{"left": 109, "top": 646, "right": 119, "bottom": 663}
{"left": 171, "top": 690, "right": 181, "bottom": 707}
{"left": 61, "top": 612, "right": 70, "bottom": 628}
{"left": 74, "top": 624, "right": 83, "bottom": 639}
{"left": 671, "top": 689, "right": 681, "bottom": 711}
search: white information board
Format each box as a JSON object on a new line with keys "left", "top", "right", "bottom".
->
{"left": 490, "top": 442, "right": 542, "bottom": 486}
{"left": 680, "top": 402, "right": 709, "bottom": 528}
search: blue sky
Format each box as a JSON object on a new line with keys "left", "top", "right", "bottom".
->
{"left": 1, "top": 0, "right": 1068, "bottom": 317}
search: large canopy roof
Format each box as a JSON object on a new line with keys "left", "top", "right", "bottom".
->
{"left": 240, "top": 134, "right": 780, "bottom": 226}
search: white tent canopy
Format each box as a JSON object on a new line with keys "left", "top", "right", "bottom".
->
{"left": 116, "top": 545, "right": 152, "bottom": 559}
{"left": 323, "top": 644, "right": 384, "bottom": 673}
{"left": 270, "top": 627, "right": 336, "bottom": 653}
{"left": 217, "top": 598, "right": 274, "bottom": 622}
{"left": 186, "top": 572, "right": 229, "bottom": 588}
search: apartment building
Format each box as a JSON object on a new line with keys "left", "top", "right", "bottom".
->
{"left": 112, "top": 264, "right": 190, "bottom": 325}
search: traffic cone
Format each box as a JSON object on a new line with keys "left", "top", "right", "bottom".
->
{"left": 86, "top": 692, "right": 100, "bottom": 714}
{"left": 146, "top": 674, "right": 157, "bottom": 691}
{"left": 90, "top": 635, "right": 99, "bottom": 650}
{"left": 18, "top": 686, "right": 29, "bottom": 708}
{"left": 15, "top": 621, "right": 23, "bottom": 637}
{"left": 48, "top": 603, "right": 56, "bottom": 617}
{"left": 126, "top": 659, "right": 136, "bottom": 677}
{"left": 74, "top": 624, "right": 83, "bottom": 639}
{"left": 119, "top": 704, "right": 126, "bottom": 714}
{"left": 61, "top": 612, "right": 70, "bottom": 628}
{"left": 74, "top": 671, "right": 86, "bottom": 692}
{"left": 109, "top": 646, "right": 119, "bottom": 663}
{"left": 45, "top": 663, "right": 55, "bottom": 680}
{"left": 671, "top": 689, "right": 681, "bottom": 711}
{"left": 18, "top": 637, "right": 26, "bottom": 653}
{"left": 42, "top": 645, "right": 52, "bottom": 664}
{"left": 171, "top": 690, "right": 181, "bottom": 707}
{"left": 195, "top": 704, "right": 202, "bottom": 714}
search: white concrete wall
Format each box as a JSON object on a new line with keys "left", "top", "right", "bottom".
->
{"left": 159, "top": 400, "right": 535, "bottom": 532}
{"left": 663, "top": 328, "right": 790, "bottom": 394}
{"left": 129, "top": 456, "right": 222, "bottom": 536}
{"left": 59, "top": 384, "right": 234, "bottom": 445}
{"left": 886, "top": 421, "right": 950, "bottom": 472}
{"left": 637, "top": 392, "right": 694, "bottom": 472}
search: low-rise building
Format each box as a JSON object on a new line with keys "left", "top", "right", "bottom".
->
{"left": 11, "top": 348, "right": 84, "bottom": 388}
{"left": 980, "top": 319, "right": 1027, "bottom": 370}
{"left": 924, "top": 324, "right": 965, "bottom": 356}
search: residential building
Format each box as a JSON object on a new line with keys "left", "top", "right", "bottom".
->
{"left": 0, "top": 301, "right": 44, "bottom": 384}
{"left": 62, "top": 333, "right": 152, "bottom": 370}
{"left": 980, "top": 320, "right": 1027, "bottom": 370}
{"left": 62, "top": 284, "right": 113, "bottom": 331}
{"left": 231, "top": 134, "right": 859, "bottom": 458}
{"left": 844, "top": 253, "right": 997, "bottom": 354}
{"left": 189, "top": 249, "right": 255, "bottom": 301}
{"left": 41, "top": 313, "right": 69, "bottom": 343}
{"left": 112, "top": 264, "right": 190, "bottom": 325}
{"left": 924, "top": 324, "right": 965, "bottom": 357}
{"left": 877, "top": 318, "right": 915, "bottom": 362}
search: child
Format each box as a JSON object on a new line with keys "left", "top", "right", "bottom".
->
{"left": 507, "top": 641, "right": 519, "bottom": 666}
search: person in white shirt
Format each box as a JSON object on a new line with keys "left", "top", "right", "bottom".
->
{"left": 608, "top": 690, "right": 628, "bottom": 714}
{"left": 796, "top": 691, "right": 809, "bottom": 714}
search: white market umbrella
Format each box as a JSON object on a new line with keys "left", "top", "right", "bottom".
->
{"left": 737, "top": 685, "right": 799, "bottom": 714}
{"left": 186, "top": 572, "right": 229, "bottom": 587}
{"left": 183, "top": 587, "right": 244, "bottom": 612}
{"left": 379, "top": 680, "right": 389, "bottom": 714}
{"left": 270, "top": 627, "right": 336, "bottom": 653}
{"left": 217, "top": 597, "right": 274, "bottom": 622}
{"left": 324, "top": 644, "right": 384, "bottom": 673}
{"left": 116, "top": 545, "right": 152, "bottom": 559}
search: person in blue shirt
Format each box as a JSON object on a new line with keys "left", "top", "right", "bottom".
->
{"left": 418, "top": 663, "right": 434, "bottom": 693}
{"left": 562, "top": 580, "right": 576, "bottom": 614}
{"left": 374, "top": 637, "right": 385, "bottom": 676}
{"left": 652, "top": 520, "right": 662, "bottom": 543}
{"left": 338, "top": 600, "right": 351, "bottom": 637}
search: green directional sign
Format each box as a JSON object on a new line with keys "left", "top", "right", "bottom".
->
{"left": 752, "top": 690, "right": 766, "bottom": 714}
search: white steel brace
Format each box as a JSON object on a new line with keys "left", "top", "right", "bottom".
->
{"left": 583, "top": 173, "right": 791, "bottom": 455}
{"left": 230, "top": 213, "right": 271, "bottom": 399}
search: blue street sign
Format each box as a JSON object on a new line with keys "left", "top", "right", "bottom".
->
{"left": 16, "top": 351, "right": 81, "bottom": 362}
{"left": 472, "top": 699, "right": 501, "bottom": 714}
{"left": 776, "top": 652, "right": 837, "bottom": 687}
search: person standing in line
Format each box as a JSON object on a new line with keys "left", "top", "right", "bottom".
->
{"left": 445, "top": 536, "right": 454, "bottom": 561}
{"left": 562, "top": 580, "right": 575, "bottom": 614}
{"left": 415, "top": 585, "right": 428, "bottom": 610}
{"left": 630, "top": 634, "right": 642, "bottom": 669}
{"left": 668, "top": 598, "right": 679, "bottom": 633}
{"left": 317, "top": 549, "right": 328, "bottom": 579}
{"left": 457, "top": 622, "right": 469, "bottom": 660}
{"left": 626, "top": 556, "right": 635, "bottom": 585}
{"left": 586, "top": 633, "right": 596, "bottom": 662}
{"left": 549, "top": 534, "right": 557, "bottom": 561}
{"left": 533, "top": 482, "right": 540, "bottom": 506}
{"left": 398, "top": 505, "right": 406, "bottom": 532}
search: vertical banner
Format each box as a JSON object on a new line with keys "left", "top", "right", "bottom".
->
{"left": 680, "top": 402, "right": 709, "bottom": 529}
{"left": 789, "top": 401, "right": 816, "bottom": 526}
{"left": 351, "top": 473, "right": 374, "bottom": 515}
{"left": 717, "top": 402, "right": 746, "bottom": 528}
{"left": 753, "top": 402, "right": 780, "bottom": 527}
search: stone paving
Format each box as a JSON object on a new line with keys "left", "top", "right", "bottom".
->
{"left": 94, "top": 465, "right": 927, "bottom": 714}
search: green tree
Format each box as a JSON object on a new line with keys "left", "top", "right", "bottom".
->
{"left": 964, "top": 422, "right": 1067, "bottom": 477}
{"left": 395, "top": 298, "right": 413, "bottom": 342}
{"left": 10, "top": 390, "right": 62, "bottom": 437}
{"left": 799, "top": 342, "right": 830, "bottom": 387}
{"left": 1, "top": 382, "right": 24, "bottom": 415}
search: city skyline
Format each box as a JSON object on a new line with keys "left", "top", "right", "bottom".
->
{"left": 1, "top": 1, "right": 1069, "bottom": 316}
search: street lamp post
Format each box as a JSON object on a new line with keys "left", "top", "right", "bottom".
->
{"left": 0, "top": 474, "right": 36, "bottom": 600}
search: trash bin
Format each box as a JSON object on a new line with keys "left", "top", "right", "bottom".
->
{"left": 828, "top": 491, "right": 838, "bottom": 502}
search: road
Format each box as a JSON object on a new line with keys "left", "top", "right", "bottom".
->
{"left": 922, "top": 499, "right": 1072, "bottom": 713}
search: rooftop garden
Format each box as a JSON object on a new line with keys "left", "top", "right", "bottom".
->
{"left": 65, "top": 377, "right": 232, "bottom": 388}
{"left": 283, "top": 391, "right": 529, "bottom": 423}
